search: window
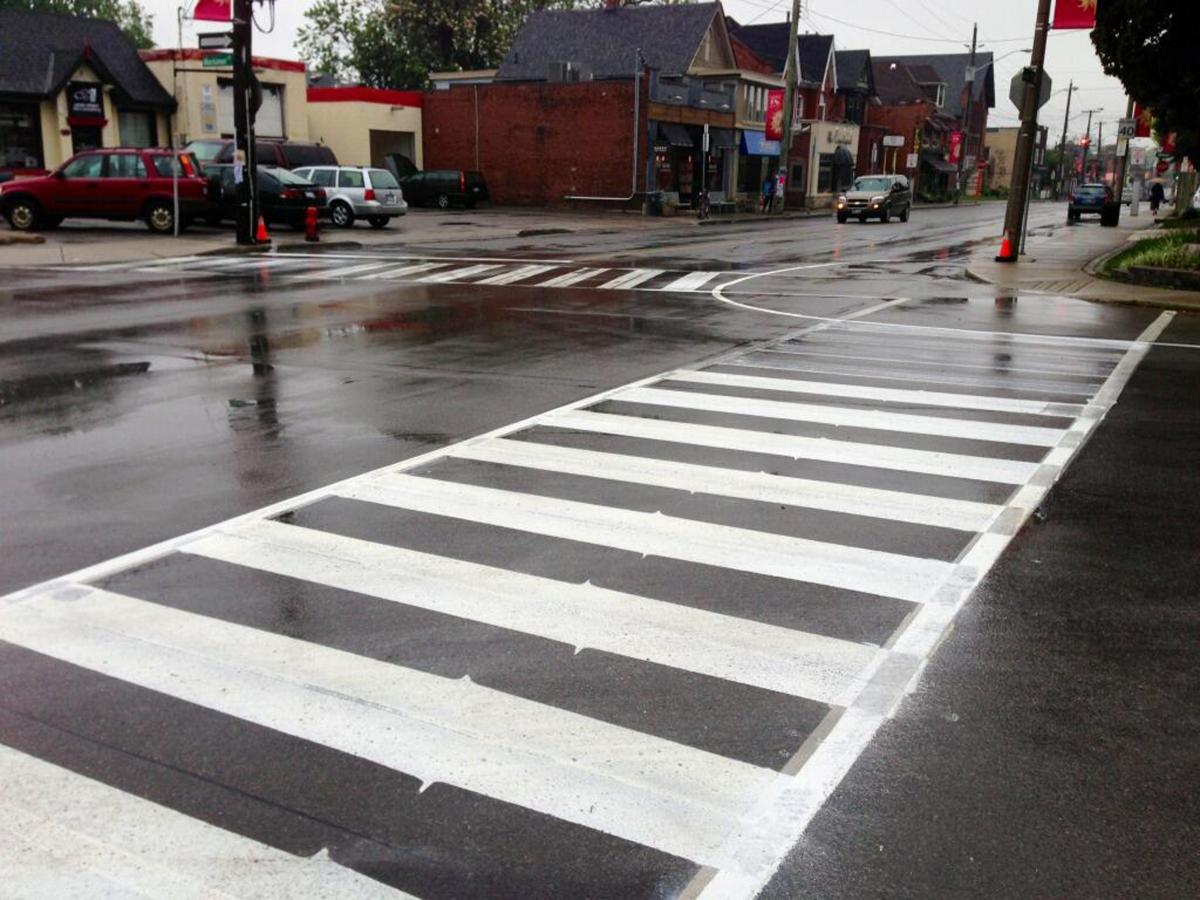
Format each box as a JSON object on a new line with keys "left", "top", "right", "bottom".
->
{"left": 309, "top": 169, "right": 336, "bottom": 187}
{"left": 105, "top": 154, "right": 147, "bottom": 178}
{"left": 338, "top": 169, "right": 365, "bottom": 188}
{"left": 817, "top": 153, "right": 834, "bottom": 193}
{"left": 62, "top": 154, "right": 104, "bottom": 178}
{"left": 368, "top": 169, "right": 399, "bottom": 189}
{"left": 218, "top": 81, "right": 284, "bottom": 138}
{"left": 0, "top": 102, "right": 44, "bottom": 169}
{"left": 118, "top": 110, "right": 156, "bottom": 148}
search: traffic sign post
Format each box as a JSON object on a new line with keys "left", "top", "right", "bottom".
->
{"left": 202, "top": 52, "right": 233, "bottom": 67}
{"left": 198, "top": 32, "right": 233, "bottom": 50}
{"left": 1009, "top": 67, "right": 1052, "bottom": 112}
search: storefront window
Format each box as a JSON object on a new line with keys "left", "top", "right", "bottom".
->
{"left": 118, "top": 110, "right": 156, "bottom": 148}
{"left": 818, "top": 153, "right": 834, "bottom": 193}
{"left": 0, "top": 102, "right": 44, "bottom": 169}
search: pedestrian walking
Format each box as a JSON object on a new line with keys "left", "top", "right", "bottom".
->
{"left": 761, "top": 173, "right": 776, "bottom": 213}
{"left": 1149, "top": 181, "right": 1165, "bottom": 216}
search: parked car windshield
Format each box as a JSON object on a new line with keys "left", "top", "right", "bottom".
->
{"left": 185, "top": 140, "right": 225, "bottom": 163}
{"left": 1077, "top": 185, "right": 1107, "bottom": 195}
{"left": 369, "top": 169, "right": 400, "bottom": 189}
{"left": 852, "top": 177, "right": 893, "bottom": 192}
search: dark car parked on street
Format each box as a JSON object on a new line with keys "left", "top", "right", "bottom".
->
{"left": 391, "top": 162, "right": 489, "bottom": 209}
{"left": 1, "top": 148, "right": 212, "bottom": 233}
{"left": 1067, "top": 183, "right": 1111, "bottom": 222}
{"left": 835, "top": 174, "right": 912, "bottom": 224}
{"left": 205, "top": 164, "right": 328, "bottom": 228}
{"left": 185, "top": 139, "right": 338, "bottom": 171}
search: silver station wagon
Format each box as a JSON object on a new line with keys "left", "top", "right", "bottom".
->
{"left": 291, "top": 165, "right": 408, "bottom": 229}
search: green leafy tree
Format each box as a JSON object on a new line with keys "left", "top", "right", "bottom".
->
{"left": 1092, "top": 0, "right": 1200, "bottom": 159}
{"left": 0, "top": 0, "right": 155, "bottom": 48}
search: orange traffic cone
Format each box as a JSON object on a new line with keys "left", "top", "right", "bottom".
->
{"left": 995, "top": 231, "right": 1014, "bottom": 262}
{"left": 255, "top": 215, "right": 270, "bottom": 243}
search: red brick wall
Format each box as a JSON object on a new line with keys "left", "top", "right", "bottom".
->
{"left": 422, "top": 79, "right": 648, "bottom": 207}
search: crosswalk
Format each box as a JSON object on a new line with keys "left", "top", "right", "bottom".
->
{"left": 64, "top": 253, "right": 744, "bottom": 293}
{"left": 0, "top": 310, "right": 1171, "bottom": 898}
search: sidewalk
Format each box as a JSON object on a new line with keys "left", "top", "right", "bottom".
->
{"left": 966, "top": 213, "right": 1200, "bottom": 310}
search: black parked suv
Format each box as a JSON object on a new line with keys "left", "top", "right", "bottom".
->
{"left": 385, "top": 155, "right": 489, "bottom": 209}
{"left": 185, "top": 139, "right": 338, "bottom": 171}
{"left": 835, "top": 174, "right": 912, "bottom": 223}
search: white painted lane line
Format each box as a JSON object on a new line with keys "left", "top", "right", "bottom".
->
{"left": 537, "top": 267, "right": 609, "bottom": 287}
{"left": 218, "top": 256, "right": 318, "bottom": 271}
{"left": 545, "top": 409, "right": 1037, "bottom": 485}
{"left": 669, "top": 370, "right": 1083, "bottom": 418}
{"left": 754, "top": 346, "right": 1108, "bottom": 382}
{"left": 599, "top": 268, "right": 664, "bottom": 290}
{"left": 1, "top": 585, "right": 773, "bottom": 867}
{"left": 451, "top": 438, "right": 1002, "bottom": 533}
{"left": 73, "top": 255, "right": 207, "bottom": 272}
{"left": 619, "top": 386, "right": 1067, "bottom": 448}
{"left": 360, "top": 261, "right": 452, "bottom": 280}
{"left": 338, "top": 474, "right": 955, "bottom": 603}
{"left": 658, "top": 271, "right": 720, "bottom": 292}
{"left": 189, "top": 520, "right": 881, "bottom": 705}
{"left": 476, "top": 264, "right": 558, "bottom": 285}
{"left": 312, "top": 261, "right": 398, "bottom": 279}
{"left": 419, "top": 263, "right": 503, "bottom": 283}
{"left": 0, "top": 744, "right": 409, "bottom": 900}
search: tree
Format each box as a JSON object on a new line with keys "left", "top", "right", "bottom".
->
{"left": 0, "top": 0, "right": 155, "bottom": 48}
{"left": 1092, "top": 0, "right": 1200, "bottom": 159}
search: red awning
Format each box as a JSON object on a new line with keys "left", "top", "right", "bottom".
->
{"left": 67, "top": 116, "right": 108, "bottom": 128}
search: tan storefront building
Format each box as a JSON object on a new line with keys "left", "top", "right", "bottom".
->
{"left": 307, "top": 87, "right": 423, "bottom": 169}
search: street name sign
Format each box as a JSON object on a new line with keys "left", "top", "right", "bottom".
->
{"left": 202, "top": 52, "right": 233, "bottom": 68}
{"left": 198, "top": 32, "right": 234, "bottom": 50}
{"left": 1009, "top": 68, "right": 1052, "bottom": 111}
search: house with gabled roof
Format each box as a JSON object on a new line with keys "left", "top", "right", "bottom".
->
{"left": 422, "top": 0, "right": 804, "bottom": 209}
{"left": 0, "top": 8, "right": 175, "bottom": 175}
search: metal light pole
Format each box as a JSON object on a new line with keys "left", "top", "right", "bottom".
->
{"left": 997, "top": 0, "right": 1050, "bottom": 262}
{"left": 775, "top": 0, "right": 802, "bottom": 213}
{"left": 954, "top": 22, "right": 977, "bottom": 206}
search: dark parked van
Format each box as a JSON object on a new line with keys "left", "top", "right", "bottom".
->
{"left": 388, "top": 159, "right": 489, "bottom": 209}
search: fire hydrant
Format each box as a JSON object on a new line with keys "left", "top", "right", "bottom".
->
{"left": 304, "top": 206, "right": 319, "bottom": 242}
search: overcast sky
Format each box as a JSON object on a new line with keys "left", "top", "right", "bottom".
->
{"left": 142, "top": 0, "right": 1129, "bottom": 146}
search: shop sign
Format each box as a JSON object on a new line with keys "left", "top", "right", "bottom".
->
{"left": 825, "top": 127, "right": 855, "bottom": 146}
{"left": 765, "top": 90, "right": 785, "bottom": 141}
{"left": 67, "top": 82, "right": 103, "bottom": 118}
{"left": 882, "top": 135, "right": 905, "bottom": 147}
{"left": 906, "top": 152, "right": 919, "bottom": 169}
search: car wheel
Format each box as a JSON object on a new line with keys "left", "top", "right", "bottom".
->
{"left": 836, "top": 213, "right": 848, "bottom": 224}
{"left": 145, "top": 200, "right": 174, "bottom": 234}
{"left": 881, "top": 206, "right": 891, "bottom": 223}
{"left": 435, "top": 193, "right": 451, "bottom": 209}
{"left": 900, "top": 204, "right": 910, "bottom": 223}
{"left": 4, "top": 197, "right": 41, "bottom": 231}
{"left": 367, "top": 216, "right": 390, "bottom": 229}
{"left": 330, "top": 202, "right": 354, "bottom": 228}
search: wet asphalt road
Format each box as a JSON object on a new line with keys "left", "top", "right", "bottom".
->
{"left": 0, "top": 202, "right": 1197, "bottom": 898}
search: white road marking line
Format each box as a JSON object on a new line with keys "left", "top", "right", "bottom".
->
{"left": 360, "top": 261, "right": 452, "bottom": 280}
{"left": 599, "top": 268, "right": 664, "bottom": 290}
{"left": 0, "top": 744, "right": 410, "bottom": 900}
{"left": 669, "top": 369, "right": 1083, "bottom": 417}
{"left": 219, "top": 256, "right": 317, "bottom": 270}
{"left": 188, "top": 520, "right": 881, "bottom": 705}
{"left": 619, "top": 386, "right": 1066, "bottom": 448}
{"left": 536, "top": 267, "right": 609, "bottom": 287}
{"left": 545, "top": 409, "right": 1037, "bottom": 484}
{"left": 419, "top": 263, "right": 503, "bottom": 283}
{"left": 1, "top": 584, "right": 774, "bottom": 867}
{"left": 312, "top": 261, "right": 398, "bottom": 279}
{"left": 771, "top": 342, "right": 1118, "bottom": 378}
{"left": 658, "top": 271, "right": 720, "bottom": 292}
{"left": 476, "top": 264, "right": 558, "bottom": 285}
{"left": 451, "top": 438, "right": 1002, "bottom": 533}
{"left": 692, "top": 309, "right": 1178, "bottom": 900}
{"left": 71, "top": 255, "right": 207, "bottom": 271}
{"left": 337, "top": 474, "right": 955, "bottom": 603}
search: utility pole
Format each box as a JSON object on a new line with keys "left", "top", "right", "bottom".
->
{"left": 775, "top": 0, "right": 801, "bottom": 213}
{"left": 1096, "top": 120, "right": 1104, "bottom": 182}
{"left": 1057, "top": 80, "right": 1076, "bottom": 198}
{"left": 1112, "top": 96, "right": 1135, "bottom": 213}
{"left": 232, "top": 0, "right": 262, "bottom": 244}
{"left": 1081, "top": 107, "right": 1102, "bottom": 180}
{"left": 997, "top": 0, "right": 1050, "bottom": 262}
{"left": 954, "top": 22, "right": 977, "bottom": 206}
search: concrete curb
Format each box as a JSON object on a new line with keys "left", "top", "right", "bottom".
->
{"left": 0, "top": 232, "right": 46, "bottom": 246}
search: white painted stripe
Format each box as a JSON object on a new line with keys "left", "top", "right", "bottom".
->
{"left": 220, "top": 255, "right": 317, "bottom": 270}
{"left": 188, "top": 520, "right": 881, "bottom": 705}
{"left": 313, "top": 261, "right": 397, "bottom": 279}
{"left": 338, "top": 474, "right": 954, "bottom": 603}
{"left": 599, "top": 268, "right": 664, "bottom": 290}
{"left": 754, "top": 346, "right": 1109, "bottom": 382}
{"left": 451, "top": 438, "right": 1002, "bottom": 532}
{"left": 1, "top": 585, "right": 773, "bottom": 867}
{"left": 75, "top": 255, "right": 206, "bottom": 272}
{"left": 166, "top": 255, "right": 259, "bottom": 271}
{"left": 537, "top": 267, "right": 609, "bottom": 287}
{"left": 658, "top": 271, "right": 720, "bottom": 292}
{"left": 360, "top": 261, "right": 451, "bottom": 280}
{"left": 419, "top": 263, "right": 502, "bottom": 282}
{"left": 0, "top": 743, "right": 408, "bottom": 900}
{"left": 545, "top": 409, "right": 1037, "bottom": 484}
{"left": 619, "top": 386, "right": 1066, "bottom": 448}
{"left": 476, "top": 264, "right": 557, "bottom": 285}
{"left": 669, "top": 369, "right": 1082, "bottom": 417}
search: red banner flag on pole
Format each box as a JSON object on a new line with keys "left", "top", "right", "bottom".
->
{"left": 765, "top": 90, "right": 785, "bottom": 141}
{"left": 193, "top": 0, "right": 233, "bottom": 22}
{"left": 1133, "top": 103, "right": 1153, "bottom": 138}
{"left": 1051, "top": 0, "right": 1097, "bottom": 30}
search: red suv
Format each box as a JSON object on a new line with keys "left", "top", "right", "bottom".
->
{"left": 1, "top": 148, "right": 212, "bottom": 234}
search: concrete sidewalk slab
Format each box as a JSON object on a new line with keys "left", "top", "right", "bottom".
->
{"left": 966, "top": 212, "right": 1200, "bottom": 310}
